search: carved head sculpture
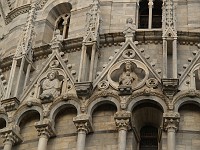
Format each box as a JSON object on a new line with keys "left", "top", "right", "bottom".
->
{"left": 47, "top": 70, "right": 58, "bottom": 81}
{"left": 126, "top": 17, "right": 133, "bottom": 24}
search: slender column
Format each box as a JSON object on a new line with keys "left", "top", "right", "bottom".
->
{"left": 78, "top": 44, "right": 87, "bottom": 82}
{"left": 73, "top": 114, "right": 93, "bottom": 150}
{"left": 114, "top": 111, "right": 131, "bottom": 150}
{"left": 148, "top": 0, "right": 153, "bottom": 29}
{"left": 23, "top": 63, "right": 31, "bottom": 90}
{"left": 163, "top": 39, "right": 168, "bottom": 78}
{"left": 5, "top": 59, "right": 17, "bottom": 98}
{"left": 172, "top": 38, "right": 177, "bottom": 78}
{"left": 163, "top": 112, "right": 180, "bottom": 150}
{"left": 14, "top": 57, "right": 25, "bottom": 97}
{"left": 0, "top": 126, "right": 22, "bottom": 150}
{"left": 35, "top": 119, "right": 55, "bottom": 150}
{"left": 89, "top": 44, "right": 96, "bottom": 81}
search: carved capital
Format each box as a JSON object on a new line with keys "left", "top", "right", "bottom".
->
{"left": 35, "top": 119, "right": 56, "bottom": 138}
{"left": 1, "top": 97, "right": 20, "bottom": 112}
{"left": 73, "top": 114, "right": 93, "bottom": 133}
{"left": 114, "top": 111, "right": 132, "bottom": 130}
{"left": 163, "top": 112, "right": 180, "bottom": 131}
{"left": 0, "top": 125, "right": 22, "bottom": 145}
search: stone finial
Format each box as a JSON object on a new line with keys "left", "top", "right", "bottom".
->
{"left": 123, "top": 18, "right": 136, "bottom": 41}
{"left": 114, "top": 111, "right": 132, "bottom": 131}
{"left": 73, "top": 114, "right": 93, "bottom": 133}
{"left": 35, "top": 119, "right": 56, "bottom": 138}
{"left": 0, "top": 125, "right": 22, "bottom": 145}
{"left": 163, "top": 112, "right": 180, "bottom": 131}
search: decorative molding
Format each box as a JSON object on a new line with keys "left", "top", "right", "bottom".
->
{"left": 5, "top": 4, "right": 31, "bottom": 25}
{"left": 75, "top": 82, "right": 93, "bottom": 98}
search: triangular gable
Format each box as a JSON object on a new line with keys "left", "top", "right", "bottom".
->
{"left": 179, "top": 49, "right": 200, "bottom": 85}
{"left": 93, "top": 39, "right": 161, "bottom": 88}
{"left": 83, "top": 31, "right": 96, "bottom": 42}
{"left": 20, "top": 50, "right": 75, "bottom": 101}
{"left": 163, "top": 27, "right": 177, "bottom": 38}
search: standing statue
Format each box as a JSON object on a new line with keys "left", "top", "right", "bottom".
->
{"left": 40, "top": 70, "right": 61, "bottom": 100}
{"left": 119, "top": 62, "right": 138, "bottom": 87}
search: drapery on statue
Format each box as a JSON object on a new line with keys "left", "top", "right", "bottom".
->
{"left": 119, "top": 61, "right": 138, "bottom": 87}
{"left": 40, "top": 70, "right": 61, "bottom": 100}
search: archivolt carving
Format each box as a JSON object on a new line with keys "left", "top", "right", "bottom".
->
{"left": 107, "top": 59, "right": 149, "bottom": 90}
{"left": 126, "top": 89, "right": 168, "bottom": 111}
{"left": 172, "top": 90, "right": 200, "bottom": 110}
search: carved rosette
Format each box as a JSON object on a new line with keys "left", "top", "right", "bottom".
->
{"left": 0, "top": 125, "right": 22, "bottom": 145}
{"left": 73, "top": 114, "right": 93, "bottom": 133}
{"left": 35, "top": 119, "right": 56, "bottom": 138}
{"left": 114, "top": 111, "right": 132, "bottom": 131}
{"left": 163, "top": 112, "right": 180, "bottom": 131}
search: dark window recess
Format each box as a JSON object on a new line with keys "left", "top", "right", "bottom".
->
{"left": 140, "top": 126, "right": 158, "bottom": 150}
{"left": 152, "top": 0, "right": 162, "bottom": 28}
{"left": 139, "top": 0, "right": 149, "bottom": 29}
{"left": 57, "top": 18, "right": 64, "bottom": 35}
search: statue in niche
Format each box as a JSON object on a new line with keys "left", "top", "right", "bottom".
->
{"left": 40, "top": 70, "right": 62, "bottom": 101}
{"left": 119, "top": 61, "right": 138, "bottom": 87}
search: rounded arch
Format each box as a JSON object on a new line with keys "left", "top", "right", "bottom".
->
{"left": 14, "top": 105, "right": 43, "bottom": 126}
{"left": 49, "top": 100, "right": 80, "bottom": 123}
{"left": 87, "top": 96, "right": 120, "bottom": 116}
{"left": 0, "top": 113, "right": 8, "bottom": 129}
{"left": 127, "top": 95, "right": 167, "bottom": 113}
{"left": 38, "top": 0, "right": 75, "bottom": 44}
{"left": 174, "top": 97, "right": 200, "bottom": 112}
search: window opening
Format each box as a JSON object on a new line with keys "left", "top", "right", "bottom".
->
{"left": 140, "top": 125, "right": 158, "bottom": 150}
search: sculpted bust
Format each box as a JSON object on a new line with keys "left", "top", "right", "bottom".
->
{"left": 119, "top": 62, "right": 138, "bottom": 87}
{"left": 40, "top": 70, "right": 61, "bottom": 100}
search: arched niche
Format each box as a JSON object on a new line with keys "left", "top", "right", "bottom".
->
{"left": 36, "top": 1, "right": 73, "bottom": 44}
{"left": 176, "top": 102, "right": 200, "bottom": 150}
{"left": 49, "top": 100, "right": 80, "bottom": 124}
{"left": 174, "top": 97, "right": 200, "bottom": 112}
{"left": 0, "top": 118, "right": 6, "bottom": 129}
{"left": 14, "top": 106, "right": 43, "bottom": 126}
{"left": 127, "top": 96, "right": 167, "bottom": 113}
{"left": 87, "top": 97, "right": 120, "bottom": 116}
{"left": 85, "top": 102, "right": 118, "bottom": 149}
{"left": 13, "top": 110, "right": 40, "bottom": 150}
{"left": 131, "top": 99, "right": 164, "bottom": 150}
{"left": 47, "top": 102, "right": 78, "bottom": 150}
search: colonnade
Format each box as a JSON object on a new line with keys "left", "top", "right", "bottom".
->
{"left": 0, "top": 111, "right": 180, "bottom": 150}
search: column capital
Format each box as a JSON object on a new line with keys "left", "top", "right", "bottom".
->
{"left": 0, "top": 125, "right": 22, "bottom": 145}
{"left": 73, "top": 114, "right": 93, "bottom": 133}
{"left": 35, "top": 119, "right": 56, "bottom": 139}
{"left": 163, "top": 112, "right": 180, "bottom": 131}
{"left": 114, "top": 111, "right": 132, "bottom": 131}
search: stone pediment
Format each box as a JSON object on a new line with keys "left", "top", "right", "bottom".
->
{"left": 20, "top": 50, "right": 75, "bottom": 103}
{"left": 179, "top": 44, "right": 200, "bottom": 87}
{"left": 93, "top": 39, "right": 162, "bottom": 92}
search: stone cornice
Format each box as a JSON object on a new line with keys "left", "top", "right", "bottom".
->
{"left": 1, "top": 31, "right": 200, "bottom": 72}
